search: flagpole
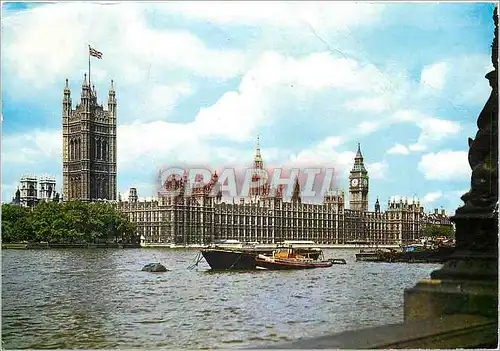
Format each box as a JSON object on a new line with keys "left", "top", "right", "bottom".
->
{"left": 88, "top": 44, "right": 91, "bottom": 88}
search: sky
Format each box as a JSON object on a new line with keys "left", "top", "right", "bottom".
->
{"left": 1, "top": 1, "right": 496, "bottom": 214}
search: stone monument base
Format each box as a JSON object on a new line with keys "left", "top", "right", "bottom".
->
{"left": 404, "top": 250, "right": 498, "bottom": 322}
{"left": 404, "top": 277, "right": 498, "bottom": 321}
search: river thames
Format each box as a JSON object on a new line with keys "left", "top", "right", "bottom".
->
{"left": 2, "top": 248, "right": 441, "bottom": 349}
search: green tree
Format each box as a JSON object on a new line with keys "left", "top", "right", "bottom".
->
{"left": 2, "top": 204, "right": 34, "bottom": 242}
{"left": 2, "top": 201, "right": 138, "bottom": 245}
{"left": 421, "top": 224, "right": 454, "bottom": 239}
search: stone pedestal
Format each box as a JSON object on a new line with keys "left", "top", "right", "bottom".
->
{"left": 404, "top": 218, "right": 498, "bottom": 322}
{"left": 404, "top": 277, "right": 498, "bottom": 322}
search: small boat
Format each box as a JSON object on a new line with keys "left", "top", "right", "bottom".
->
{"left": 255, "top": 247, "right": 334, "bottom": 270}
{"left": 330, "top": 258, "right": 347, "bottom": 265}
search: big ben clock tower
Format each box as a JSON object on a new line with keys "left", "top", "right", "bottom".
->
{"left": 349, "top": 143, "right": 369, "bottom": 211}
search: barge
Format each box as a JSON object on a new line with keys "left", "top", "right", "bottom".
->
{"left": 200, "top": 241, "right": 323, "bottom": 270}
{"left": 355, "top": 246, "right": 455, "bottom": 263}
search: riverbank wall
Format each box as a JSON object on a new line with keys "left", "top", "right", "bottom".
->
{"left": 140, "top": 243, "right": 401, "bottom": 249}
{"left": 3, "top": 242, "right": 399, "bottom": 250}
{"left": 2, "top": 242, "right": 141, "bottom": 249}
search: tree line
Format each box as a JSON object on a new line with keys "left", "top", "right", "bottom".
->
{"left": 421, "top": 223, "right": 455, "bottom": 239}
{"left": 2, "top": 201, "right": 138, "bottom": 244}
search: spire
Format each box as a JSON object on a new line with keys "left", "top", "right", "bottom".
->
{"left": 351, "top": 142, "right": 366, "bottom": 172}
{"left": 82, "top": 73, "right": 88, "bottom": 87}
{"left": 253, "top": 135, "right": 263, "bottom": 169}
{"left": 292, "top": 176, "right": 301, "bottom": 204}
{"left": 108, "top": 79, "right": 116, "bottom": 105}
{"left": 355, "top": 142, "right": 363, "bottom": 159}
{"left": 63, "top": 79, "right": 71, "bottom": 105}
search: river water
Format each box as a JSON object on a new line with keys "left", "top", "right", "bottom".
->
{"left": 2, "top": 248, "right": 440, "bottom": 349}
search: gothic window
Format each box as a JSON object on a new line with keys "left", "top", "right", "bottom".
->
{"left": 73, "top": 139, "right": 77, "bottom": 160}
{"left": 76, "top": 138, "right": 80, "bottom": 160}
{"left": 96, "top": 139, "right": 101, "bottom": 160}
{"left": 95, "top": 138, "right": 99, "bottom": 160}
{"left": 70, "top": 139, "right": 74, "bottom": 160}
{"left": 102, "top": 140, "right": 107, "bottom": 161}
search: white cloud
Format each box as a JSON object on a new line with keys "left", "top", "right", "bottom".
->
{"left": 188, "top": 51, "right": 395, "bottom": 142}
{"left": 288, "top": 136, "right": 354, "bottom": 180}
{"left": 423, "top": 191, "right": 443, "bottom": 203}
{"left": 418, "top": 150, "right": 470, "bottom": 180}
{"left": 409, "top": 143, "right": 426, "bottom": 152}
{"left": 136, "top": 83, "right": 193, "bottom": 121}
{"left": 2, "top": 2, "right": 248, "bottom": 96}
{"left": 345, "top": 96, "right": 390, "bottom": 113}
{"left": 2, "top": 130, "right": 61, "bottom": 164}
{"left": 387, "top": 144, "right": 409, "bottom": 155}
{"left": 420, "top": 62, "right": 448, "bottom": 90}
{"left": 391, "top": 109, "right": 424, "bottom": 123}
{"left": 117, "top": 121, "right": 205, "bottom": 169}
{"left": 366, "top": 161, "right": 388, "bottom": 180}
{"left": 160, "top": 2, "right": 383, "bottom": 30}
{"left": 357, "top": 121, "right": 381, "bottom": 135}
{"left": 414, "top": 117, "right": 461, "bottom": 148}
{"left": 389, "top": 109, "right": 461, "bottom": 152}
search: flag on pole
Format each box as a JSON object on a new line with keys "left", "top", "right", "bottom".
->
{"left": 89, "top": 46, "right": 103, "bottom": 59}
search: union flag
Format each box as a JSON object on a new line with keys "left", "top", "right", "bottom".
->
{"left": 89, "top": 46, "right": 102, "bottom": 59}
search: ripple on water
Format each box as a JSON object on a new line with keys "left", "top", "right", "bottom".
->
{"left": 2, "top": 248, "right": 439, "bottom": 349}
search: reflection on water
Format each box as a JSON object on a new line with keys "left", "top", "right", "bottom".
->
{"left": 2, "top": 248, "right": 440, "bottom": 349}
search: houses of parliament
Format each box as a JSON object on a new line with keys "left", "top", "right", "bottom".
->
{"left": 15, "top": 74, "right": 452, "bottom": 246}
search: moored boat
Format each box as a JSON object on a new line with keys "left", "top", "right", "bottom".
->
{"left": 254, "top": 247, "right": 334, "bottom": 270}
{"left": 200, "top": 242, "right": 323, "bottom": 270}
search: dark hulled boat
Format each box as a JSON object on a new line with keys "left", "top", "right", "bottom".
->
{"left": 200, "top": 242, "right": 323, "bottom": 270}
{"left": 201, "top": 247, "right": 264, "bottom": 270}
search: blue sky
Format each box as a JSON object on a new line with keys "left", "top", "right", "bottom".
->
{"left": 1, "top": 1, "right": 496, "bottom": 214}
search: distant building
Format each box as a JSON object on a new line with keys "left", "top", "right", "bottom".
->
{"left": 10, "top": 175, "right": 60, "bottom": 208}
{"left": 116, "top": 141, "right": 452, "bottom": 246}
{"left": 62, "top": 75, "right": 117, "bottom": 202}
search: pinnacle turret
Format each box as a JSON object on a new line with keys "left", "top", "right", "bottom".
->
{"left": 291, "top": 176, "right": 301, "bottom": 204}
{"left": 253, "top": 135, "right": 263, "bottom": 169}
{"left": 375, "top": 197, "right": 380, "bottom": 213}
{"left": 355, "top": 142, "right": 363, "bottom": 160}
{"left": 351, "top": 143, "right": 367, "bottom": 172}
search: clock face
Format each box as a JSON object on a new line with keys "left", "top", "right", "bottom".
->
{"left": 363, "top": 179, "right": 368, "bottom": 186}
{"left": 351, "top": 178, "right": 359, "bottom": 187}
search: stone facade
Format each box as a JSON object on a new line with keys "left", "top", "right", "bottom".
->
{"left": 62, "top": 75, "right": 117, "bottom": 202}
{"left": 10, "top": 175, "right": 60, "bottom": 208}
{"left": 115, "top": 144, "right": 451, "bottom": 246}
